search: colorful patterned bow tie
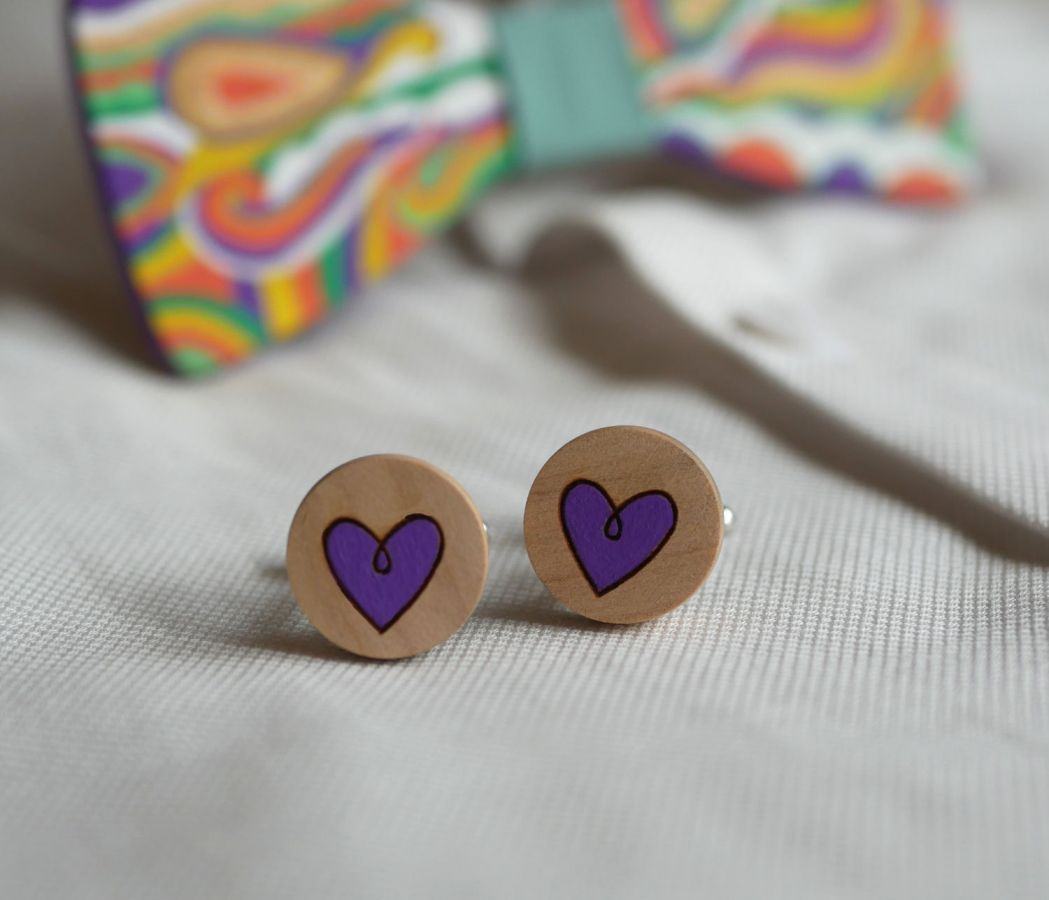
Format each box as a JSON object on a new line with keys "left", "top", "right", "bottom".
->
{"left": 69, "top": 0, "right": 975, "bottom": 375}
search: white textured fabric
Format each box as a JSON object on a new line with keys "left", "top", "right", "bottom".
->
{"left": 2, "top": 2, "right": 1048, "bottom": 898}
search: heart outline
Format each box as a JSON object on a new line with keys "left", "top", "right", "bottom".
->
{"left": 322, "top": 514, "right": 444, "bottom": 634}
{"left": 559, "top": 479, "right": 678, "bottom": 597}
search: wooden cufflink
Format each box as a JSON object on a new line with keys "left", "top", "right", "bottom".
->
{"left": 287, "top": 455, "right": 488, "bottom": 659}
{"left": 524, "top": 426, "right": 726, "bottom": 624}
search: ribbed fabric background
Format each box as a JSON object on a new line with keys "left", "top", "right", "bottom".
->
{"left": 1, "top": 2, "right": 1047, "bottom": 898}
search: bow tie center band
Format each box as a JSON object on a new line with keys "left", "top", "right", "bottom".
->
{"left": 68, "top": 0, "right": 976, "bottom": 375}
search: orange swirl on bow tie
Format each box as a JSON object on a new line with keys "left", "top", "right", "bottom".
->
{"left": 166, "top": 19, "right": 437, "bottom": 142}
{"left": 189, "top": 142, "right": 376, "bottom": 258}
{"left": 642, "top": 0, "right": 932, "bottom": 113}
{"left": 167, "top": 39, "right": 353, "bottom": 141}
{"left": 360, "top": 120, "right": 512, "bottom": 281}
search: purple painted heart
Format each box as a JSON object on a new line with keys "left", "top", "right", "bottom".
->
{"left": 560, "top": 480, "right": 677, "bottom": 596}
{"left": 323, "top": 515, "right": 443, "bottom": 633}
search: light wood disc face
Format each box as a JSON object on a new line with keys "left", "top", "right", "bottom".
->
{"left": 524, "top": 427, "right": 723, "bottom": 624}
{"left": 287, "top": 455, "right": 488, "bottom": 659}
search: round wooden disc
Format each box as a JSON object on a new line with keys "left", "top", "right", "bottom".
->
{"left": 524, "top": 426, "right": 723, "bottom": 624}
{"left": 286, "top": 455, "right": 488, "bottom": 659}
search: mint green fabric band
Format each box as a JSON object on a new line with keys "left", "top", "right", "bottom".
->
{"left": 493, "top": 0, "right": 653, "bottom": 170}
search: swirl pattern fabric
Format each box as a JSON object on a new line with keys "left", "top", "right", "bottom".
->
{"left": 619, "top": 0, "right": 973, "bottom": 200}
{"left": 68, "top": 0, "right": 973, "bottom": 375}
{"left": 70, "top": 0, "right": 513, "bottom": 374}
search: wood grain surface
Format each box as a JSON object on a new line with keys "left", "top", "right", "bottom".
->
{"left": 524, "top": 426, "right": 723, "bottom": 624}
{"left": 287, "top": 455, "right": 488, "bottom": 659}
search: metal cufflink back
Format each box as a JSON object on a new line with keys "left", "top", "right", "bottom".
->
{"left": 524, "top": 426, "right": 728, "bottom": 624}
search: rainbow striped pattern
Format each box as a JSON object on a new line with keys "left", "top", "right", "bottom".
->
{"left": 619, "top": 0, "right": 975, "bottom": 200}
{"left": 68, "top": 0, "right": 972, "bottom": 375}
{"left": 70, "top": 0, "right": 514, "bottom": 374}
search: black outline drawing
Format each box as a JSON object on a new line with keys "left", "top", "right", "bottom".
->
{"left": 322, "top": 514, "right": 444, "bottom": 634}
{"left": 559, "top": 479, "right": 677, "bottom": 597}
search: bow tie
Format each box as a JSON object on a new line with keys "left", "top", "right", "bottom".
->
{"left": 69, "top": 0, "right": 975, "bottom": 375}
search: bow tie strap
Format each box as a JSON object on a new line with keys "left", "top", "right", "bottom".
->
{"left": 494, "top": 0, "right": 654, "bottom": 170}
